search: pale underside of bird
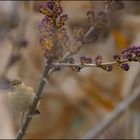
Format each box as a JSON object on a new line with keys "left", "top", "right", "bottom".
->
{"left": 8, "top": 81, "right": 40, "bottom": 114}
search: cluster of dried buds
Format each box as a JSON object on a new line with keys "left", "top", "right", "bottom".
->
{"left": 35, "top": 0, "right": 69, "bottom": 63}
{"left": 80, "top": 55, "right": 113, "bottom": 72}
{"left": 114, "top": 46, "right": 140, "bottom": 71}
{"left": 35, "top": 0, "right": 125, "bottom": 64}
{"left": 63, "top": 46, "right": 140, "bottom": 72}
{"left": 35, "top": 1, "right": 140, "bottom": 73}
{"left": 78, "top": 0, "right": 124, "bottom": 44}
{"left": 87, "top": 0, "right": 124, "bottom": 27}
{"left": 104, "top": 0, "right": 124, "bottom": 12}
{"left": 70, "top": 0, "right": 124, "bottom": 55}
{"left": 65, "top": 55, "right": 113, "bottom": 72}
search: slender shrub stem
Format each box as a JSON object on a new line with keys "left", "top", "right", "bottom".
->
{"left": 16, "top": 64, "right": 51, "bottom": 139}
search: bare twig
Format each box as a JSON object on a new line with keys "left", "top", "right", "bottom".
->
{"left": 83, "top": 26, "right": 95, "bottom": 39}
{"left": 82, "top": 86, "right": 140, "bottom": 139}
{"left": 52, "top": 61, "right": 117, "bottom": 67}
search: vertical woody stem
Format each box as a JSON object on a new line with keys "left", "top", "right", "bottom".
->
{"left": 16, "top": 64, "right": 51, "bottom": 139}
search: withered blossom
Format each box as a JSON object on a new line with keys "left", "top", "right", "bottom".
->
{"left": 87, "top": 10, "right": 95, "bottom": 26}
{"left": 120, "top": 63, "right": 129, "bottom": 71}
{"left": 35, "top": 0, "right": 69, "bottom": 62}
{"left": 104, "top": 0, "right": 124, "bottom": 12}
{"left": 73, "top": 27, "right": 84, "bottom": 41}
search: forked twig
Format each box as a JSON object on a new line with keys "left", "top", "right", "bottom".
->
{"left": 15, "top": 25, "right": 95, "bottom": 140}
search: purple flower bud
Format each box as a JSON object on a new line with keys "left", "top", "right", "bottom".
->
{"left": 86, "top": 57, "right": 92, "bottom": 64}
{"left": 87, "top": 10, "right": 95, "bottom": 26}
{"left": 66, "top": 57, "right": 75, "bottom": 64}
{"left": 106, "top": 65, "right": 113, "bottom": 72}
{"left": 53, "top": 2, "right": 63, "bottom": 18}
{"left": 96, "top": 55, "right": 102, "bottom": 60}
{"left": 120, "top": 46, "right": 140, "bottom": 63}
{"left": 60, "top": 14, "right": 68, "bottom": 21}
{"left": 80, "top": 56, "right": 87, "bottom": 64}
{"left": 121, "top": 63, "right": 129, "bottom": 71}
{"left": 46, "top": 0, "right": 55, "bottom": 10}
{"left": 93, "top": 55, "right": 103, "bottom": 65}
{"left": 36, "top": 0, "right": 69, "bottom": 61}
{"left": 125, "top": 53, "right": 133, "bottom": 61}
{"left": 113, "top": 54, "right": 121, "bottom": 62}
{"left": 136, "top": 50, "right": 140, "bottom": 57}
{"left": 34, "top": 4, "right": 53, "bottom": 17}
{"left": 57, "top": 14, "right": 68, "bottom": 28}
{"left": 99, "top": 64, "right": 113, "bottom": 72}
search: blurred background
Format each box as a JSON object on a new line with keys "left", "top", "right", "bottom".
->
{"left": 0, "top": 1, "right": 140, "bottom": 139}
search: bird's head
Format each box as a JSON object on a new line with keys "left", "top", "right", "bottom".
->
{"left": 10, "top": 79, "right": 23, "bottom": 90}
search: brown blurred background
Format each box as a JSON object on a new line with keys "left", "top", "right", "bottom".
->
{"left": 0, "top": 1, "right": 140, "bottom": 139}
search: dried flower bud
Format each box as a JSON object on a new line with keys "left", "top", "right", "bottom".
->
{"left": 125, "top": 53, "right": 133, "bottom": 61}
{"left": 120, "top": 63, "right": 129, "bottom": 71}
{"left": 96, "top": 11, "right": 108, "bottom": 28}
{"left": 70, "top": 66, "right": 82, "bottom": 72}
{"left": 46, "top": 0, "right": 55, "bottom": 10}
{"left": 65, "top": 57, "right": 75, "bottom": 64}
{"left": 86, "top": 57, "right": 92, "bottom": 64}
{"left": 100, "top": 64, "right": 113, "bottom": 72}
{"left": 117, "top": 46, "right": 140, "bottom": 63}
{"left": 113, "top": 54, "right": 121, "bottom": 63}
{"left": 136, "top": 49, "right": 140, "bottom": 57}
{"left": 34, "top": 4, "right": 53, "bottom": 17}
{"left": 39, "top": 16, "right": 54, "bottom": 38}
{"left": 80, "top": 56, "right": 87, "bottom": 64}
{"left": 40, "top": 37, "right": 53, "bottom": 52}
{"left": 73, "top": 27, "right": 84, "bottom": 40}
{"left": 104, "top": 0, "right": 124, "bottom": 12}
{"left": 94, "top": 55, "right": 103, "bottom": 65}
{"left": 57, "top": 27, "right": 68, "bottom": 42}
{"left": 87, "top": 10, "right": 95, "bottom": 26}
{"left": 36, "top": 0, "right": 69, "bottom": 61}
{"left": 57, "top": 14, "right": 68, "bottom": 28}
{"left": 53, "top": 1, "right": 63, "bottom": 18}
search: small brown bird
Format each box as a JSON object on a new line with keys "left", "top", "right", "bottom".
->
{"left": 8, "top": 79, "right": 40, "bottom": 115}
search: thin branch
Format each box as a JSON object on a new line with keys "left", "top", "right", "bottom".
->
{"left": 52, "top": 61, "right": 117, "bottom": 67}
{"left": 82, "top": 86, "right": 140, "bottom": 139}
{"left": 83, "top": 26, "right": 95, "bottom": 39}
{"left": 16, "top": 64, "right": 51, "bottom": 139}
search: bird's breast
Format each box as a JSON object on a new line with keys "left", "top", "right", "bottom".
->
{"left": 9, "top": 88, "right": 35, "bottom": 112}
